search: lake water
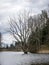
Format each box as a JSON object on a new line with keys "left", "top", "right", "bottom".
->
{"left": 0, "top": 52, "right": 49, "bottom": 65}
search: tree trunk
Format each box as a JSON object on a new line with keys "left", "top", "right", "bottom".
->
{"left": 21, "top": 43, "right": 28, "bottom": 54}
{"left": 24, "top": 51, "right": 28, "bottom": 54}
{"left": 23, "top": 47, "right": 28, "bottom": 54}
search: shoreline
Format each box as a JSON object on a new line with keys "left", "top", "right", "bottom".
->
{"left": 31, "top": 63, "right": 49, "bottom": 65}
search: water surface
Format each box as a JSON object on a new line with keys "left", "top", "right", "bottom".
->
{"left": 0, "top": 52, "right": 49, "bottom": 65}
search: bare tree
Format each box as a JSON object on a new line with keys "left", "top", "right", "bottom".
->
{"left": 8, "top": 11, "right": 33, "bottom": 54}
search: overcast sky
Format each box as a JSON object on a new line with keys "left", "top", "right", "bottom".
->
{"left": 0, "top": 0, "right": 49, "bottom": 44}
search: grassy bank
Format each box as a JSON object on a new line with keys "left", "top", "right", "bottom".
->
{"left": 38, "top": 50, "right": 49, "bottom": 53}
{"left": 38, "top": 45, "right": 49, "bottom": 53}
{"left": 31, "top": 63, "right": 49, "bottom": 65}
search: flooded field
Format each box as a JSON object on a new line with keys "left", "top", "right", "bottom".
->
{"left": 0, "top": 52, "right": 49, "bottom": 65}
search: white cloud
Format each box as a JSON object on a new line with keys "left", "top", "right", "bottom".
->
{"left": 2, "top": 33, "right": 15, "bottom": 44}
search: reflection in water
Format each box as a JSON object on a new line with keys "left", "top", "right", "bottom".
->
{"left": 0, "top": 52, "right": 49, "bottom": 65}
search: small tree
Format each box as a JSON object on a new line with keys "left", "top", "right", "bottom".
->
{"left": 6, "top": 44, "right": 9, "bottom": 49}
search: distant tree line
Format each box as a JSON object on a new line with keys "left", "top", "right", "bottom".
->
{"left": 28, "top": 10, "right": 49, "bottom": 53}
